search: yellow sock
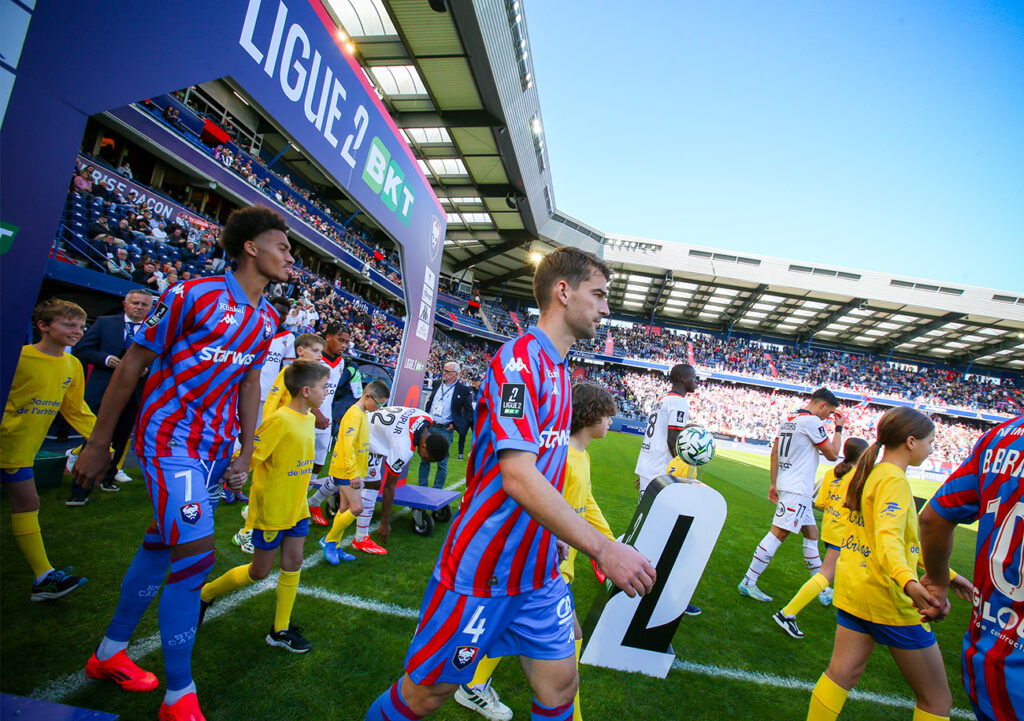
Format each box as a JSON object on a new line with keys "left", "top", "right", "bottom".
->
{"left": 783, "top": 573, "right": 830, "bottom": 617}
{"left": 912, "top": 708, "right": 948, "bottom": 721}
{"left": 115, "top": 443, "right": 129, "bottom": 469}
{"left": 469, "top": 654, "right": 504, "bottom": 687}
{"left": 573, "top": 639, "right": 583, "bottom": 721}
{"left": 807, "top": 673, "right": 848, "bottom": 721}
{"left": 200, "top": 564, "right": 254, "bottom": 602}
{"left": 325, "top": 509, "right": 356, "bottom": 544}
{"left": 274, "top": 570, "right": 300, "bottom": 632}
{"left": 11, "top": 511, "right": 53, "bottom": 580}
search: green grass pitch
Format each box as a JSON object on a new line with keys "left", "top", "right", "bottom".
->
{"left": 1, "top": 433, "right": 979, "bottom": 720}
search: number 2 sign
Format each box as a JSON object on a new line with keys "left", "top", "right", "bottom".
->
{"left": 580, "top": 476, "right": 727, "bottom": 678}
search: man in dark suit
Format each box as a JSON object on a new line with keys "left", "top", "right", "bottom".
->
{"left": 66, "top": 289, "right": 153, "bottom": 502}
{"left": 418, "top": 361, "right": 473, "bottom": 490}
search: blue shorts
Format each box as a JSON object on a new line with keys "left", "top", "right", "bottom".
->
{"left": 824, "top": 542, "right": 840, "bottom": 552}
{"left": 1, "top": 467, "right": 33, "bottom": 483}
{"left": 836, "top": 609, "right": 935, "bottom": 650}
{"left": 404, "top": 574, "right": 575, "bottom": 685}
{"left": 332, "top": 476, "right": 351, "bottom": 487}
{"left": 252, "top": 519, "right": 310, "bottom": 550}
{"left": 141, "top": 456, "right": 231, "bottom": 546}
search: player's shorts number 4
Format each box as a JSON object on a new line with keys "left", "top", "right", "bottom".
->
{"left": 580, "top": 476, "right": 727, "bottom": 678}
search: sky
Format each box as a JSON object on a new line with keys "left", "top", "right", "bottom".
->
{"left": 525, "top": 1, "right": 1024, "bottom": 293}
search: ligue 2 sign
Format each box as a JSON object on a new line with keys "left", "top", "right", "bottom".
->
{"left": 580, "top": 475, "right": 727, "bottom": 678}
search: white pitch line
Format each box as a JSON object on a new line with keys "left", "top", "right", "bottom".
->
{"left": 670, "top": 659, "right": 973, "bottom": 719}
{"left": 31, "top": 479, "right": 465, "bottom": 703}
{"left": 296, "top": 586, "right": 419, "bottom": 619}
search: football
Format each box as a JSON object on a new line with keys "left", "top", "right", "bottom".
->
{"left": 675, "top": 426, "right": 716, "bottom": 466}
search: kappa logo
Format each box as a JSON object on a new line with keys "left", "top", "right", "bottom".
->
{"left": 880, "top": 501, "right": 902, "bottom": 518}
{"left": 219, "top": 312, "right": 239, "bottom": 326}
{"left": 61, "top": 376, "right": 72, "bottom": 388}
{"left": 179, "top": 502, "right": 202, "bottom": 526}
{"left": 504, "top": 357, "right": 529, "bottom": 374}
{"left": 170, "top": 284, "right": 186, "bottom": 297}
{"left": 451, "top": 645, "right": 479, "bottom": 671}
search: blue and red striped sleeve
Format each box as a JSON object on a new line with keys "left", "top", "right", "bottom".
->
{"left": 928, "top": 427, "right": 993, "bottom": 524}
{"left": 486, "top": 335, "right": 541, "bottom": 455}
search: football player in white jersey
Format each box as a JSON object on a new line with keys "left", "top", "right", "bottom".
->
{"left": 365, "top": 406, "right": 450, "bottom": 548}
{"left": 738, "top": 388, "right": 845, "bottom": 603}
{"left": 257, "top": 297, "right": 295, "bottom": 428}
{"left": 634, "top": 363, "right": 697, "bottom": 497}
{"left": 311, "top": 324, "right": 347, "bottom": 473}
{"left": 632, "top": 363, "right": 702, "bottom": 616}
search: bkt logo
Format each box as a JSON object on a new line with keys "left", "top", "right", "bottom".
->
{"left": 540, "top": 429, "right": 570, "bottom": 449}
{"left": 199, "top": 345, "right": 257, "bottom": 365}
{"left": 362, "top": 137, "right": 415, "bottom": 226}
{"left": 504, "top": 358, "right": 529, "bottom": 373}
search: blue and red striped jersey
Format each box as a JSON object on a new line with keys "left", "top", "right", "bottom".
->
{"left": 436, "top": 327, "right": 572, "bottom": 597}
{"left": 134, "top": 271, "right": 278, "bottom": 461}
{"left": 928, "top": 414, "right": 1023, "bottom": 721}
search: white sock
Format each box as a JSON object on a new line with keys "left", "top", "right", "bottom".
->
{"left": 744, "top": 532, "right": 783, "bottom": 585}
{"left": 96, "top": 636, "right": 128, "bottom": 661}
{"left": 307, "top": 477, "right": 339, "bottom": 506}
{"left": 355, "top": 488, "right": 376, "bottom": 540}
{"left": 164, "top": 681, "right": 196, "bottom": 705}
{"left": 803, "top": 537, "right": 822, "bottom": 574}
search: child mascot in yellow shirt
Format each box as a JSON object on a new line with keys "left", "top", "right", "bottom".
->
{"left": 0, "top": 299, "right": 95, "bottom": 600}
{"left": 772, "top": 437, "right": 869, "bottom": 639}
{"left": 198, "top": 360, "right": 329, "bottom": 653}
{"left": 807, "top": 407, "right": 973, "bottom": 721}
{"left": 455, "top": 383, "right": 618, "bottom": 721}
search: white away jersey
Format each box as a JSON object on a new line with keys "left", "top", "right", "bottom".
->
{"left": 366, "top": 405, "right": 433, "bottom": 482}
{"left": 259, "top": 330, "right": 295, "bottom": 400}
{"left": 318, "top": 355, "right": 344, "bottom": 419}
{"left": 634, "top": 392, "right": 690, "bottom": 479}
{"left": 775, "top": 409, "right": 830, "bottom": 495}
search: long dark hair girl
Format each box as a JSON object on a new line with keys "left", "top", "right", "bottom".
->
{"left": 832, "top": 437, "right": 869, "bottom": 480}
{"left": 844, "top": 407, "right": 934, "bottom": 513}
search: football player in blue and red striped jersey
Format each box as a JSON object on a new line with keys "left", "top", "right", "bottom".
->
{"left": 74, "top": 206, "right": 293, "bottom": 721}
{"left": 920, "top": 414, "right": 1024, "bottom": 721}
{"left": 366, "top": 248, "right": 656, "bottom": 721}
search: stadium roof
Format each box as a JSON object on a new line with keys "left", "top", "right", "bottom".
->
{"left": 327, "top": 1, "right": 1024, "bottom": 374}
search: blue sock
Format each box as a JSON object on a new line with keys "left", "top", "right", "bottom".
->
{"left": 366, "top": 680, "right": 421, "bottom": 720}
{"left": 531, "top": 698, "right": 573, "bottom": 720}
{"left": 104, "top": 528, "right": 171, "bottom": 644}
{"left": 160, "top": 550, "right": 214, "bottom": 692}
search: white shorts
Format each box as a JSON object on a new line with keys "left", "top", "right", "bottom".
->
{"left": 637, "top": 476, "right": 654, "bottom": 497}
{"left": 314, "top": 428, "right": 332, "bottom": 466}
{"left": 772, "top": 490, "right": 815, "bottom": 533}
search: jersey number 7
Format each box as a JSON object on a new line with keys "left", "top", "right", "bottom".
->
{"left": 579, "top": 477, "right": 727, "bottom": 678}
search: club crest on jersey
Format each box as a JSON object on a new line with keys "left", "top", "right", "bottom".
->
{"left": 500, "top": 383, "right": 526, "bottom": 418}
{"left": 504, "top": 357, "right": 529, "bottom": 374}
{"left": 146, "top": 302, "right": 169, "bottom": 327}
{"left": 451, "top": 645, "right": 479, "bottom": 671}
{"left": 179, "top": 502, "right": 202, "bottom": 525}
{"left": 263, "top": 321, "right": 273, "bottom": 339}
{"left": 430, "top": 215, "right": 442, "bottom": 260}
